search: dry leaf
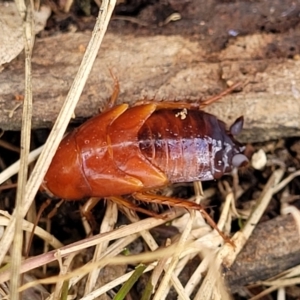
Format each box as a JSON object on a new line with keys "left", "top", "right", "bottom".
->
{"left": 0, "top": 3, "right": 51, "bottom": 67}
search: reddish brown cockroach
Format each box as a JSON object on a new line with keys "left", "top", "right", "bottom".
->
{"left": 41, "top": 82, "right": 248, "bottom": 243}
{"left": 42, "top": 86, "right": 247, "bottom": 203}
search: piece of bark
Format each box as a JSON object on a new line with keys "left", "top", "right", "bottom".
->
{"left": 225, "top": 214, "right": 300, "bottom": 294}
{"left": 0, "top": 31, "right": 300, "bottom": 142}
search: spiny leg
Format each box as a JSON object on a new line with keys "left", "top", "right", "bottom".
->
{"left": 108, "top": 196, "right": 162, "bottom": 218}
{"left": 133, "top": 100, "right": 197, "bottom": 110}
{"left": 81, "top": 195, "right": 163, "bottom": 231}
{"left": 25, "top": 198, "right": 52, "bottom": 257}
{"left": 133, "top": 82, "right": 242, "bottom": 111}
{"left": 199, "top": 82, "right": 242, "bottom": 109}
{"left": 47, "top": 199, "right": 64, "bottom": 219}
{"left": 104, "top": 69, "right": 120, "bottom": 111}
{"left": 81, "top": 197, "right": 102, "bottom": 231}
{"left": 133, "top": 192, "right": 234, "bottom": 245}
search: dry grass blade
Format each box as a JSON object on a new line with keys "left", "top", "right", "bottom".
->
{"left": 18, "top": 242, "right": 197, "bottom": 292}
{"left": 0, "top": 210, "right": 181, "bottom": 284}
{"left": 182, "top": 189, "right": 233, "bottom": 298}
{"left": 0, "top": 0, "right": 117, "bottom": 266}
{"left": 10, "top": 0, "right": 34, "bottom": 297}
{"left": 0, "top": 2, "right": 298, "bottom": 299}
{"left": 281, "top": 204, "right": 300, "bottom": 234}
{"left": 128, "top": 209, "right": 192, "bottom": 298}
{"left": 153, "top": 183, "right": 204, "bottom": 300}
{"left": 0, "top": 211, "right": 63, "bottom": 249}
{"left": 29, "top": 233, "right": 221, "bottom": 299}
{"left": 250, "top": 277, "right": 300, "bottom": 300}
{"left": 226, "top": 168, "right": 285, "bottom": 265}
{"left": 80, "top": 264, "right": 157, "bottom": 300}
{"left": 0, "top": 146, "right": 43, "bottom": 185}
{"left": 196, "top": 168, "right": 285, "bottom": 300}
{"left": 46, "top": 235, "right": 140, "bottom": 299}
{"left": 122, "top": 208, "right": 187, "bottom": 298}
{"left": 84, "top": 201, "right": 118, "bottom": 295}
{"left": 52, "top": 251, "right": 79, "bottom": 299}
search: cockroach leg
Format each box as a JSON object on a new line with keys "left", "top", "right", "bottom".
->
{"left": 199, "top": 82, "right": 242, "bottom": 109}
{"left": 105, "top": 69, "right": 120, "bottom": 111}
{"left": 82, "top": 196, "right": 163, "bottom": 228}
{"left": 133, "top": 192, "right": 234, "bottom": 246}
{"left": 47, "top": 199, "right": 64, "bottom": 219}
{"left": 133, "top": 82, "right": 242, "bottom": 111}
{"left": 81, "top": 197, "right": 101, "bottom": 230}
{"left": 26, "top": 198, "right": 52, "bottom": 257}
{"left": 134, "top": 100, "right": 196, "bottom": 110}
{"left": 81, "top": 196, "right": 163, "bottom": 231}
{"left": 109, "top": 196, "right": 162, "bottom": 218}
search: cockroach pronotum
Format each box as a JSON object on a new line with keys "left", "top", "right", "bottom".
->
{"left": 42, "top": 81, "right": 248, "bottom": 242}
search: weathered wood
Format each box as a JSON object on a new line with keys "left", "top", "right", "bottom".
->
{"left": 0, "top": 31, "right": 299, "bottom": 142}
{"left": 225, "top": 214, "right": 300, "bottom": 293}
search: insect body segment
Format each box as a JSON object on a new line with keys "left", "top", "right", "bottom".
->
{"left": 42, "top": 102, "right": 247, "bottom": 200}
{"left": 138, "top": 109, "right": 245, "bottom": 183}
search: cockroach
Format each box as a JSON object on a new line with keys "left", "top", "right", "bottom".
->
{"left": 41, "top": 82, "right": 247, "bottom": 241}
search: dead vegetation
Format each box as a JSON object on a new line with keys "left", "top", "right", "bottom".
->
{"left": 1, "top": 0, "right": 300, "bottom": 299}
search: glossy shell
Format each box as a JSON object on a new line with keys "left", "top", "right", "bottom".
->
{"left": 42, "top": 103, "right": 246, "bottom": 199}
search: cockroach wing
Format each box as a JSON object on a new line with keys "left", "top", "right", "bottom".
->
{"left": 42, "top": 131, "right": 91, "bottom": 199}
{"left": 75, "top": 104, "right": 145, "bottom": 197}
{"left": 108, "top": 104, "right": 168, "bottom": 187}
{"left": 43, "top": 104, "right": 144, "bottom": 199}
